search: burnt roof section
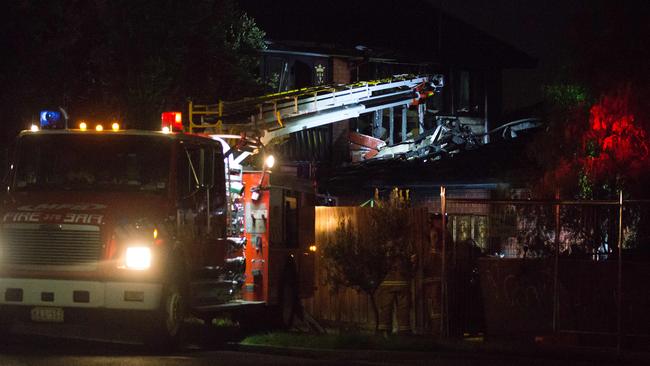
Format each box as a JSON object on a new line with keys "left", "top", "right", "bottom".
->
{"left": 241, "top": 0, "right": 536, "bottom": 69}
{"left": 322, "top": 132, "right": 541, "bottom": 197}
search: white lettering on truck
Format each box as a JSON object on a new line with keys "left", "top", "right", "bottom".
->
{"left": 17, "top": 203, "right": 107, "bottom": 211}
{"left": 2, "top": 212, "right": 103, "bottom": 224}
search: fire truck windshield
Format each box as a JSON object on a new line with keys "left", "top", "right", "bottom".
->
{"left": 13, "top": 134, "right": 171, "bottom": 193}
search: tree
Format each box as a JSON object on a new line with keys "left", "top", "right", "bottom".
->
{"left": 530, "top": 1, "right": 650, "bottom": 198}
{"left": 323, "top": 218, "right": 389, "bottom": 332}
{"left": 0, "top": 0, "right": 266, "bottom": 134}
{"left": 527, "top": 1, "right": 650, "bottom": 253}
{"left": 322, "top": 191, "right": 414, "bottom": 332}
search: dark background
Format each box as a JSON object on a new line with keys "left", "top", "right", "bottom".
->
{"left": 1, "top": 0, "right": 648, "bottom": 147}
{"left": 434, "top": 0, "right": 582, "bottom": 113}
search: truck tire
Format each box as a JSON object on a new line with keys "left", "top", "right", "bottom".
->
{"left": 145, "top": 264, "right": 187, "bottom": 350}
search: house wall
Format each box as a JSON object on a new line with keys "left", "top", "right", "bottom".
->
{"left": 331, "top": 58, "right": 351, "bottom": 84}
{"left": 330, "top": 57, "right": 352, "bottom": 163}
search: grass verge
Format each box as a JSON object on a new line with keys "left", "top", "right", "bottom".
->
{"left": 241, "top": 332, "right": 448, "bottom": 352}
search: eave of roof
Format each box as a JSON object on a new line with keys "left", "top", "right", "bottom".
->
{"left": 242, "top": 0, "right": 536, "bottom": 69}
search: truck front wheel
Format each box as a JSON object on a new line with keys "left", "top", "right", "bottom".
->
{"left": 145, "top": 266, "right": 187, "bottom": 350}
{"left": 160, "top": 281, "right": 185, "bottom": 339}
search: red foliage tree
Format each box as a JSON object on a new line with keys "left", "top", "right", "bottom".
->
{"left": 532, "top": 0, "right": 650, "bottom": 199}
{"left": 582, "top": 86, "right": 650, "bottom": 196}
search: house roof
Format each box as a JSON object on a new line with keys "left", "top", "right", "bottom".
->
{"left": 242, "top": 0, "right": 536, "bottom": 69}
{"left": 261, "top": 40, "right": 425, "bottom": 64}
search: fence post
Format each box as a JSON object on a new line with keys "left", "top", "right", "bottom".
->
{"left": 440, "top": 186, "right": 448, "bottom": 337}
{"left": 553, "top": 191, "right": 560, "bottom": 334}
{"left": 617, "top": 190, "right": 624, "bottom": 354}
{"left": 415, "top": 208, "right": 425, "bottom": 334}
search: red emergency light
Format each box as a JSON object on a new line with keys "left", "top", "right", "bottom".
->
{"left": 161, "top": 112, "right": 183, "bottom": 132}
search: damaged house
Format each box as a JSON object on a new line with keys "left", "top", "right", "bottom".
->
{"left": 241, "top": 1, "right": 541, "bottom": 240}
{"left": 242, "top": 0, "right": 537, "bottom": 169}
{"left": 183, "top": 0, "right": 548, "bottom": 258}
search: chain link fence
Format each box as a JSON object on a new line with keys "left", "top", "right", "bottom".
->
{"left": 434, "top": 188, "right": 650, "bottom": 351}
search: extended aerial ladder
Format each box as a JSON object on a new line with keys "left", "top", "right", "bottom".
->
{"left": 189, "top": 74, "right": 444, "bottom": 256}
{"left": 188, "top": 74, "right": 444, "bottom": 147}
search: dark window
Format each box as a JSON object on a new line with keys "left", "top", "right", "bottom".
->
{"left": 177, "top": 142, "right": 226, "bottom": 236}
{"left": 14, "top": 134, "right": 170, "bottom": 194}
{"left": 264, "top": 56, "right": 289, "bottom": 92}
{"left": 455, "top": 70, "right": 485, "bottom": 116}
{"left": 293, "top": 60, "right": 312, "bottom": 89}
{"left": 210, "top": 149, "right": 225, "bottom": 211}
{"left": 177, "top": 144, "right": 203, "bottom": 199}
{"left": 457, "top": 71, "right": 471, "bottom": 113}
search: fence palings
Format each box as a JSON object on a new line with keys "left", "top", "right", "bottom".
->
{"left": 304, "top": 193, "right": 649, "bottom": 352}
{"left": 305, "top": 206, "right": 430, "bottom": 333}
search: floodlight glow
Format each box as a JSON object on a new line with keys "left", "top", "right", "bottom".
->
{"left": 79, "top": 122, "right": 87, "bottom": 131}
{"left": 111, "top": 122, "right": 120, "bottom": 131}
{"left": 264, "top": 155, "right": 275, "bottom": 169}
{"left": 96, "top": 124, "right": 104, "bottom": 132}
{"left": 30, "top": 124, "right": 39, "bottom": 132}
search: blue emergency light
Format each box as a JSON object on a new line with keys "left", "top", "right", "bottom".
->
{"left": 39, "top": 110, "right": 64, "bottom": 129}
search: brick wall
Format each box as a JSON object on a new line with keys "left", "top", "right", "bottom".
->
{"left": 332, "top": 58, "right": 351, "bottom": 84}
{"left": 331, "top": 57, "right": 352, "bottom": 163}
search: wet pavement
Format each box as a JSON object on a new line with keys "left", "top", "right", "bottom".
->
{"left": 0, "top": 323, "right": 640, "bottom": 366}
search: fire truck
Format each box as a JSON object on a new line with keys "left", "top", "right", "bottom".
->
{"left": 0, "top": 75, "right": 440, "bottom": 346}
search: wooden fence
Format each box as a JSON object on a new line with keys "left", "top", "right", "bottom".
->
{"left": 301, "top": 206, "right": 438, "bottom": 334}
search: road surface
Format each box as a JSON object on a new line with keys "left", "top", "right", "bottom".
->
{"left": 0, "top": 326, "right": 635, "bottom": 366}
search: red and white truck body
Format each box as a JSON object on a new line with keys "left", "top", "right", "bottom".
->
{"left": 0, "top": 128, "right": 315, "bottom": 343}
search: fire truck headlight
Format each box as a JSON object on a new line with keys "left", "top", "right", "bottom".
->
{"left": 125, "top": 246, "right": 152, "bottom": 270}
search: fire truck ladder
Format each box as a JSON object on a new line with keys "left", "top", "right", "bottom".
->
{"left": 191, "top": 75, "right": 442, "bottom": 241}
{"left": 188, "top": 74, "right": 443, "bottom": 146}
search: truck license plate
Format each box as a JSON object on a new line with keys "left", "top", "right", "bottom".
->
{"left": 30, "top": 307, "right": 64, "bottom": 323}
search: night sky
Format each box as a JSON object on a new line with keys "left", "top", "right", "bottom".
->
{"left": 0, "top": 0, "right": 647, "bottom": 143}
{"left": 434, "top": 0, "right": 581, "bottom": 112}
{"left": 438, "top": 0, "right": 649, "bottom": 114}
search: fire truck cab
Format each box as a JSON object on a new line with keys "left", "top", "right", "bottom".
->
{"left": 0, "top": 118, "right": 315, "bottom": 346}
